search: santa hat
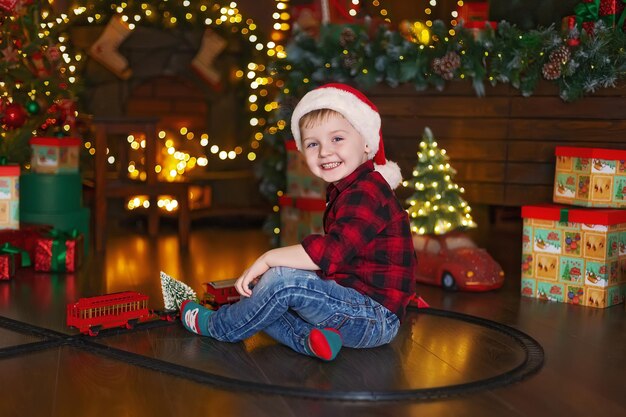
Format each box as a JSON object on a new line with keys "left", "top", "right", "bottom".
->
{"left": 290, "top": 83, "right": 403, "bottom": 189}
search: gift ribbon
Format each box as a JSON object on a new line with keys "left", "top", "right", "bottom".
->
{"left": 559, "top": 208, "right": 570, "bottom": 223}
{"left": 0, "top": 243, "right": 31, "bottom": 267}
{"left": 575, "top": 0, "right": 626, "bottom": 29}
{"left": 47, "top": 229, "right": 80, "bottom": 272}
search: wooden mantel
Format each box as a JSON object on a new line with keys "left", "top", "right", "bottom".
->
{"left": 368, "top": 82, "right": 626, "bottom": 207}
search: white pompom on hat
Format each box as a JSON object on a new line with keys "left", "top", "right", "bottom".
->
{"left": 290, "top": 83, "right": 403, "bottom": 189}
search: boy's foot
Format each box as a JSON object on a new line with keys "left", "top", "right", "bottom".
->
{"left": 306, "top": 328, "right": 342, "bottom": 361}
{"left": 180, "top": 300, "right": 213, "bottom": 336}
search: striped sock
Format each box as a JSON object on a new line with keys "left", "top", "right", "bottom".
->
{"left": 306, "top": 328, "right": 342, "bottom": 361}
{"left": 180, "top": 300, "right": 213, "bottom": 336}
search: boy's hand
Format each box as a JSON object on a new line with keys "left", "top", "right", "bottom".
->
{"left": 235, "top": 256, "right": 270, "bottom": 297}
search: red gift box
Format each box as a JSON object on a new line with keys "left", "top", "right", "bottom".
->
{"left": 574, "top": 0, "right": 626, "bottom": 35}
{"left": 0, "top": 225, "right": 49, "bottom": 267}
{"left": 34, "top": 232, "right": 83, "bottom": 272}
{"left": 0, "top": 253, "right": 15, "bottom": 280}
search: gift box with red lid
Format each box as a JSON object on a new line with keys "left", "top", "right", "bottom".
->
{"left": 0, "top": 165, "right": 20, "bottom": 230}
{"left": 521, "top": 204, "right": 626, "bottom": 308}
{"left": 34, "top": 229, "right": 83, "bottom": 272}
{"left": 553, "top": 146, "right": 626, "bottom": 208}
{"left": 29, "top": 137, "right": 81, "bottom": 174}
{"left": 457, "top": 2, "right": 497, "bottom": 36}
{"left": 285, "top": 139, "right": 325, "bottom": 199}
{"left": 279, "top": 195, "right": 325, "bottom": 246}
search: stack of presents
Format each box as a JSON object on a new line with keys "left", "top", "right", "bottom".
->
{"left": 279, "top": 140, "right": 326, "bottom": 246}
{"left": 521, "top": 147, "right": 626, "bottom": 308}
{"left": 0, "top": 136, "right": 88, "bottom": 280}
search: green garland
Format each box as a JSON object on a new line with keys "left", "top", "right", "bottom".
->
{"left": 261, "top": 19, "right": 626, "bottom": 244}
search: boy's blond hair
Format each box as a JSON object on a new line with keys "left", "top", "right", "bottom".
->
{"left": 298, "top": 108, "right": 346, "bottom": 131}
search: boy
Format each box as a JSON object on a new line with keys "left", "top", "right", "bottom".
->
{"left": 181, "top": 83, "right": 416, "bottom": 361}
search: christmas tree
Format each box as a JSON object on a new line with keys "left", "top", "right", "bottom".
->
{"left": 160, "top": 271, "right": 198, "bottom": 311}
{"left": 404, "top": 127, "right": 476, "bottom": 235}
{"left": 0, "top": 1, "right": 77, "bottom": 164}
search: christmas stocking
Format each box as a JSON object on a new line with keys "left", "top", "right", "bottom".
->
{"left": 160, "top": 271, "right": 198, "bottom": 311}
{"left": 191, "top": 28, "right": 227, "bottom": 91}
{"left": 89, "top": 15, "right": 132, "bottom": 80}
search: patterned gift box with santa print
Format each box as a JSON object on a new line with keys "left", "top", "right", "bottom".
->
{"left": 29, "top": 137, "right": 81, "bottom": 174}
{"left": 521, "top": 204, "right": 626, "bottom": 308}
{"left": 553, "top": 146, "right": 626, "bottom": 208}
{"left": 0, "top": 165, "right": 20, "bottom": 230}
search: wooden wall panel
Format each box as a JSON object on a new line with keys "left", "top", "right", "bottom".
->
{"left": 369, "top": 82, "right": 626, "bottom": 207}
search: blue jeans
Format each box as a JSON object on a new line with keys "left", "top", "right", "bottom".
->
{"left": 205, "top": 267, "right": 400, "bottom": 355}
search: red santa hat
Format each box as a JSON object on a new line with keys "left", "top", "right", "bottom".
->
{"left": 290, "top": 83, "right": 403, "bottom": 189}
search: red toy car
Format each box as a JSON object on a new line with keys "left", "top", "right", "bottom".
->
{"left": 201, "top": 278, "right": 241, "bottom": 309}
{"left": 412, "top": 232, "right": 505, "bottom": 291}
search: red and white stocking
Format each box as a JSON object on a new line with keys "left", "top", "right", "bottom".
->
{"left": 89, "top": 15, "right": 132, "bottom": 80}
{"left": 191, "top": 28, "right": 227, "bottom": 91}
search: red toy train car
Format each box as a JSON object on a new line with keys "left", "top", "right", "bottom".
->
{"left": 67, "top": 291, "right": 160, "bottom": 336}
{"left": 201, "top": 278, "right": 241, "bottom": 309}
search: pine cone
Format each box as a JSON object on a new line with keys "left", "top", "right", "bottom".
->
{"left": 432, "top": 52, "right": 461, "bottom": 81}
{"left": 342, "top": 52, "right": 358, "bottom": 69}
{"left": 549, "top": 45, "right": 571, "bottom": 66}
{"left": 339, "top": 28, "right": 357, "bottom": 47}
{"left": 542, "top": 61, "right": 561, "bottom": 80}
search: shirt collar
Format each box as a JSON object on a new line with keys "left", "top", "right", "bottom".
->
{"left": 326, "top": 160, "right": 374, "bottom": 201}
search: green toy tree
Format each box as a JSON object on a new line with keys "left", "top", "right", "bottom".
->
{"left": 404, "top": 127, "right": 476, "bottom": 235}
{"left": 160, "top": 271, "right": 198, "bottom": 311}
{"left": 0, "top": 1, "right": 77, "bottom": 164}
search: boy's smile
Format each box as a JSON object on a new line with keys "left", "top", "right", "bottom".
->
{"left": 301, "top": 113, "right": 371, "bottom": 184}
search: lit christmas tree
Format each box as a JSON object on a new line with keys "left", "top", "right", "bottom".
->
{"left": 0, "top": 1, "right": 77, "bottom": 164}
{"left": 160, "top": 271, "right": 198, "bottom": 311}
{"left": 404, "top": 127, "right": 476, "bottom": 235}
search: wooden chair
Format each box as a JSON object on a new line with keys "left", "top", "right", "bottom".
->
{"left": 92, "top": 117, "right": 190, "bottom": 252}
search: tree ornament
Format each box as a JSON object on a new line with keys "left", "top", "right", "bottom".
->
{"left": 26, "top": 99, "right": 40, "bottom": 115}
{"left": 2, "top": 102, "right": 27, "bottom": 129}
{"left": 46, "top": 44, "right": 61, "bottom": 62}
{"left": 0, "top": 0, "right": 18, "bottom": 13}
{"left": 432, "top": 51, "right": 461, "bottom": 81}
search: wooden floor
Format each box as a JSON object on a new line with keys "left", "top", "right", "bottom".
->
{"left": 0, "top": 215, "right": 625, "bottom": 417}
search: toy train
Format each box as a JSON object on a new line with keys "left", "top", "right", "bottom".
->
{"left": 201, "top": 278, "right": 241, "bottom": 309}
{"left": 66, "top": 291, "right": 176, "bottom": 336}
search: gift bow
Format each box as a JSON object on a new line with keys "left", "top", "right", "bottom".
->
{"left": 47, "top": 229, "right": 80, "bottom": 272}
{"left": 0, "top": 243, "right": 31, "bottom": 267}
{"left": 575, "top": 0, "right": 626, "bottom": 30}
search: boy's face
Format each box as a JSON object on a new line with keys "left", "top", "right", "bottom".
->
{"left": 301, "top": 113, "right": 371, "bottom": 184}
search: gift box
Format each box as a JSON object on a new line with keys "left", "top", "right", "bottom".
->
{"left": 0, "top": 253, "right": 16, "bottom": 280}
{"left": 0, "top": 225, "right": 49, "bottom": 264}
{"left": 0, "top": 165, "right": 20, "bottom": 230}
{"left": 34, "top": 229, "right": 83, "bottom": 272}
{"left": 521, "top": 204, "right": 626, "bottom": 308}
{"left": 279, "top": 195, "right": 325, "bottom": 246}
{"left": 457, "top": 2, "right": 498, "bottom": 35}
{"left": 553, "top": 146, "right": 626, "bottom": 208}
{"left": 574, "top": 0, "right": 626, "bottom": 35}
{"left": 285, "top": 140, "right": 326, "bottom": 198}
{"left": 29, "top": 137, "right": 81, "bottom": 174}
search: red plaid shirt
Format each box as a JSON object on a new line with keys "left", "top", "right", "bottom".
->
{"left": 302, "top": 160, "right": 416, "bottom": 321}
